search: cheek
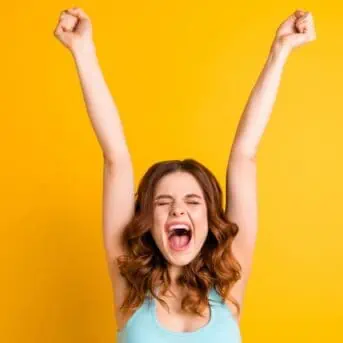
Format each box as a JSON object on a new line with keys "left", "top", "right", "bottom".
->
{"left": 193, "top": 207, "right": 209, "bottom": 237}
{"left": 153, "top": 207, "right": 167, "bottom": 226}
{"left": 192, "top": 206, "right": 208, "bottom": 222}
{"left": 151, "top": 209, "right": 167, "bottom": 240}
{"left": 197, "top": 223, "right": 209, "bottom": 238}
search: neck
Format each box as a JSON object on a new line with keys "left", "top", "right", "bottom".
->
{"left": 165, "top": 265, "right": 184, "bottom": 297}
{"left": 168, "top": 264, "right": 183, "bottom": 283}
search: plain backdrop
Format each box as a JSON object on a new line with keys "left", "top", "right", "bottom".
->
{"left": 3, "top": 0, "right": 342, "bottom": 342}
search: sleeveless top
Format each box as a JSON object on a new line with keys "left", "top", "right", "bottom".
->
{"left": 117, "top": 287, "right": 241, "bottom": 343}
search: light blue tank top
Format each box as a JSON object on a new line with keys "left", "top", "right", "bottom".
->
{"left": 117, "top": 287, "right": 241, "bottom": 343}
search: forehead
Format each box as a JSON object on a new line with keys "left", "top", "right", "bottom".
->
{"left": 154, "top": 172, "right": 203, "bottom": 196}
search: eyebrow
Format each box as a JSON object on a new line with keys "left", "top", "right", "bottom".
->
{"left": 154, "top": 193, "right": 203, "bottom": 201}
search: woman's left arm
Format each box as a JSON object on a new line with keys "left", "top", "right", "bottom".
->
{"left": 226, "top": 10, "right": 316, "bottom": 318}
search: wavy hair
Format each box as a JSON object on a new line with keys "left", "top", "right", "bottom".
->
{"left": 116, "top": 158, "right": 242, "bottom": 318}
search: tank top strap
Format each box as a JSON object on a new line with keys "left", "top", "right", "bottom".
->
{"left": 208, "top": 287, "right": 224, "bottom": 304}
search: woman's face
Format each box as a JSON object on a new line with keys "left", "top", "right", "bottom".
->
{"left": 150, "top": 171, "right": 209, "bottom": 267}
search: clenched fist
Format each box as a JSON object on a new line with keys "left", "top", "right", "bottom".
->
{"left": 274, "top": 9, "right": 316, "bottom": 51}
{"left": 54, "top": 7, "right": 94, "bottom": 54}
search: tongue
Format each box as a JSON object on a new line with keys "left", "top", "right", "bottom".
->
{"left": 169, "top": 235, "right": 190, "bottom": 250}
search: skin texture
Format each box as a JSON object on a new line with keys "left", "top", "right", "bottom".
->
{"left": 150, "top": 172, "right": 209, "bottom": 279}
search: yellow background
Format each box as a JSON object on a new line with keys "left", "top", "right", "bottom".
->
{"left": 3, "top": 0, "right": 342, "bottom": 342}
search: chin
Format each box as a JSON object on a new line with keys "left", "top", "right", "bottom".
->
{"left": 169, "top": 256, "right": 194, "bottom": 267}
{"left": 164, "top": 247, "right": 200, "bottom": 267}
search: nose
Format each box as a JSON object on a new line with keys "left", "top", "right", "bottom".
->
{"left": 170, "top": 206, "right": 186, "bottom": 216}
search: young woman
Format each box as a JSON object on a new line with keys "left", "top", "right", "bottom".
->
{"left": 54, "top": 7, "right": 316, "bottom": 342}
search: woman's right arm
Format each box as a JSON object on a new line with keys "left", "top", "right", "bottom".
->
{"left": 71, "top": 35, "right": 135, "bottom": 264}
{"left": 73, "top": 47, "right": 135, "bottom": 257}
{"left": 54, "top": 8, "right": 134, "bottom": 288}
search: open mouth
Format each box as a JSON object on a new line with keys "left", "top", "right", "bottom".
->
{"left": 167, "top": 228, "right": 192, "bottom": 251}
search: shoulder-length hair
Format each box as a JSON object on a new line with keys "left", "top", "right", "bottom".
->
{"left": 116, "top": 158, "right": 242, "bottom": 318}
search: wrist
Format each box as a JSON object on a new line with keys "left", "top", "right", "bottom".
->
{"left": 271, "top": 37, "right": 292, "bottom": 55}
{"left": 71, "top": 41, "right": 97, "bottom": 61}
{"left": 269, "top": 39, "right": 291, "bottom": 63}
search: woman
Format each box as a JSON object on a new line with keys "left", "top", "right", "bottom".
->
{"left": 54, "top": 7, "right": 316, "bottom": 342}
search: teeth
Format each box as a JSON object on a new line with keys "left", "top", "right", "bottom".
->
{"left": 167, "top": 224, "right": 191, "bottom": 239}
{"left": 168, "top": 224, "right": 190, "bottom": 232}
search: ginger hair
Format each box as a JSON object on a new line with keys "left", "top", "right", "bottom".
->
{"left": 116, "top": 158, "right": 242, "bottom": 318}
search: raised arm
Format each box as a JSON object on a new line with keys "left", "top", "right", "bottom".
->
{"left": 54, "top": 8, "right": 134, "bottom": 294}
{"left": 225, "top": 10, "right": 316, "bottom": 319}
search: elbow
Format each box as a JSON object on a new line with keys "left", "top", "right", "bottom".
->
{"left": 230, "top": 148, "right": 257, "bottom": 163}
{"left": 103, "top": 154, "right": 116, "bottom": 167}
{"left": 230, "top": 140, "right": 257, "bottom": 162}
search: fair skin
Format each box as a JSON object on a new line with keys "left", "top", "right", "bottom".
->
{"left": 151, "top": 171, "right": 209, "bottom": 284}
{"left": 54, "top": 7, "right": 316, "bottom": 331}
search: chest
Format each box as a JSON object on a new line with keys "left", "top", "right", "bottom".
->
{"left": 154, "top": 297, "right": 212, "bottom": 332}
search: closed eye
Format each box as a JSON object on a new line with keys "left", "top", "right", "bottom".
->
{"left": 157, "top": 201, "right": 200, "bottom": 206}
